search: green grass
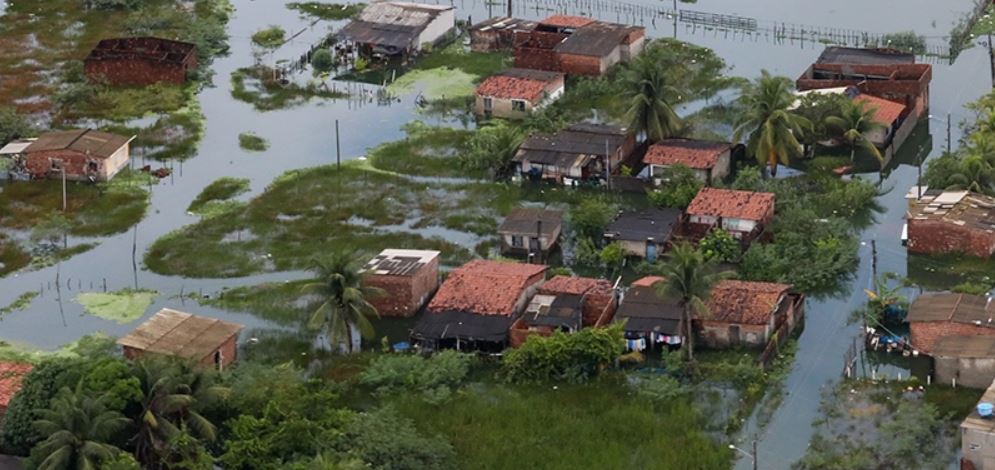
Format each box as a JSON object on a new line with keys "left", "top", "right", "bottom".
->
{"left": 251, "top": 25, "right": 286, "bottom": 49}
{"left": 390, "top": 381, "right": 731, "bottom": 469}
{"left": 60, "top": 82, "right": 189, "bottom": 122}
{"left": 238, "top": 132, "right": 269, "bottom": 152}
{"left": 0, "top": 236, "right": 31, "bottom": 277}
{"left": 907, "top": 252, "right": 995, "bottom": 291}
{"left": 0, "top": 291, "right": 39, "bottom": 316}
{"left": 367, "top": 122, "right": 474, "bottom": 177}
{"left": 411, "top": 42, "right": 510, "bottom": 78}
{"left": 925, "top": 384, "right": 984, "bottom": 420}
{"left": 231, "top": 67, "right": 349, "bottom": 111}
{"left": 202, "top": 280, "right": 312, "bottom": 326}
{"left": 74, "top": 288, "right": 157, "bottom": 324}
{"left": 287, "top": 2, "right": 364, "bottom": 20}
{"left": 188, "top": 177, "right": 251, "bottom": 213}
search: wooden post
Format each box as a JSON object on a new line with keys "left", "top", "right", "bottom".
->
{"left": 61, "top": 168, "right": 67, "bottom": 211}
{"left": 335, "top": 119, "right": 341, "bottom": 170}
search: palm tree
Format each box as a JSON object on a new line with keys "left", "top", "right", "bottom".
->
{"left": 622, "top": 55, "right": 682, "bottom": 143}
{"left": 825, "top": 99, "right": 886, "bottom": 167}
{"left": 302, "top": 252, "right": 384, "bottom": 353}
{"left": 733, "top": 71, "right": 811, "bottom": 177}
{"left": 654, "top": 242, "right": 729, "bottom": 362}
{"left": 130, "top": 359, "right": 227, "bottom": 468}
{"left": 947, "top": 154, "right": 995, "bottom": 193}
{"left": 31, "top": 385, "right": 130, "bottom": 470}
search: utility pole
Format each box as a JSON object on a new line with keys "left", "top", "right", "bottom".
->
{"left": 946, "top": 112, "right": 952, "bottom": 154}
{"left": 61, "top": 167, "right": 67, "bottom": 212}
{"left": 335, "top": 119, "right": 341, "bottom": 170}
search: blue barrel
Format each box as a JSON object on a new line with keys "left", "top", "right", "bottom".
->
{"left": 978, "top": 403, "right": 993, "bottom": 417}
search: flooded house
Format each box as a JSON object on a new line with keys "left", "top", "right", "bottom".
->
{"left": 509, "top": 275, "right": 617, "bottom": 347}
{"left": 84, "top": 37, "right": 197, "bottom": 86}
{"left": 469, "top": 17, "right": 536, "bottom": 52}
{"left": 410, "top": 260, "right": 547, "bottom": 352}
{"left": 685, "top": 187, "right": 776, "bottom": 242}
{"left": 699, "top": 280, "right": 803, "bottom": 349}
{"left": 614, "top": 276, "right": 684, "bottom": 351}
{"left": 931, "top": 335, "right": 995, "bottom": 389}
{"left": 117, "top": 308, "right": 244, "bottom": 370}
{"left": 908, "top": 293, "right": 995, "bottom": 356}
{"left": 906, "top": 190, "right": 995, "bottom": 259}
{"left": 0, "top": 361, "right": 32, "bottom": 423}
{"left": 513, "top": 15, "right": 645, "bottom": 76}
{"left": 642, "top": 139, "right": 734, "bottom": 186}
{"left": 603, "top": 208, "right": 682, "bottom": 262}
{"left": 474, "top": 68, "right": 565, "bottom": 119}
{"left": 337, "top": 1, "right": 455, "bottom": 57}
{"left": 0, "top": 129, "right": 133, "bottom": 181}
{"left": 360, "top": 249, "right": 440, "bottom": 317}
{"left": 512, "top": 122, "right": 635, "bottom": 185}
{"left": 496, "top": 207, "right": 564, "bottom": 257}
{"left": 961, "top": 378, "right": 995, "bottom": 469}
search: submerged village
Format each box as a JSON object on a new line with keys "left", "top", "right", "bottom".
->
{"left": 6, "top": 0, "right": 995, "bottom": 469}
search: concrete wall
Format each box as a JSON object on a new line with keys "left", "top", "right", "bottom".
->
{"left": 962, "top": 425, "right": 995, "bottom": 470}
{"left": 499, "top": 230, "right": 559, "bottom": 255}
{"left": 907, "top": 218, "right": 995, "bottom": 259}
{"left": 475, "top": 95, "right": 533, "bottom": 119}
{"left": 911, "top": 322, "right": 995, "bottom": 354}
{"left": 699, "top": 320, "right": 770, "bottom": 348}
{"left": 26, "top": 144, "right": 130, "bottom": 181}
{"left": 419, "top": 9, "right": 456, "bottom": 47}
{"left": 85, "top": 55, "right": 195, "bottom": 86}
{"left": 935, "top": 356, "right": 995, "bottom": 389}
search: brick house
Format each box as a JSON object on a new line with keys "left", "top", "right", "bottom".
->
{"left": 117, "top": 308, "right": 244, "bottom": 370}
{"left": 509, "top": 275, "right": 617, "bottom": 347}
{"left": 906, "top": 191, "right": 995, "bottom": 259}
{"left": 603, "top": 208, "right": 682, "bottom": 261}
{"left": 0, "top": 362, "right": 32, "bottom": 424}
{"left": 475, "top": 68, "right": 565, "bottom": 119}
{"left": 0, "top": 129, "right": 133, "bottom": 181}
{"left": 614, "top": 276, "right": 685, "bottom": 351}
{"left": 699, "top": 280, "right": 803, "bottom": 349}
{"left": 642, "top": 139, "right": 733, "bottom": 186}
{"left": 513, "top": 15, "right": 645, "bottom": 76}
{"left": 513, "top": 122, "right": 635, "bottom": 185}
{"left": 497, "top": 207, "right": 564, "bottom": 257}
{"left": 85, "top": 37, "right": 197, "bottom": 86}
{"left": 685, "top": 187, "right": 776, "bottom": 241}
{"left": 469, "top": 17, "right": 537, "bottom": 52}
{"left": 361, "top": 249, "right": 440, "bottom": 317}
{"left": 411, "top": 260, "right": 547, "bottom": 351}
{"left": 908, "top": 293, "right": 995, "bottom": 354}
{"left": 337, "top": 2, "right": 455, "bottom": 57}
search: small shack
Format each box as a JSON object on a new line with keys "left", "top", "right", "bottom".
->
{"left": 85, "top": 37, "right": 197, "bottom": 86}
{"left": 614, "top": 276, "right": 684, "bottom": 351}
{"left": 475, "top": 68, "right": 565, "bottom": 119}
{"left": 361, "top": 249, "right": 440, "bottom": 317}
{"left": 909, "top": 293, "right": 995, "bottom": 354}
{"left": 469, "top": 17, "right": 537, "bottom": 52}
{"left": 643, "top": 139, "right": 733, "bottom": 186}
{"left": 1, "top": 129, "right": 133, "bottom": 181}
{"left": 497, "top": 207, "right": 564, "bottom": 257}
{"left": 962, "top": 377, "right": 995, "bottom": 470}
{"left": 932, "top": 335, "right": 995, "bottom": 389}
{"left": 700, "top": 280, "right": 802, "bottom": 349}
{"left": 509, "top": 275, "right": 616, "bottom": 347}
{"left": 685, "top": 187, "right": 776, "bottom": 242}
{"left": 513, "top": 122, "right": 634, "bottom": 185}
{"left": 117, "top": 308, "right": 244, "bottom": 370}
{"left": 906, "top": 191, "right": 995, "bottom": 259}
{"left": 0, "top": 362, "right": 32, "bottom": 423}
{"left": 337, "top": 1, "right": 455, "bottom": 57}
{"left": 603, "top": 208, "right": 682, "bottom": 261}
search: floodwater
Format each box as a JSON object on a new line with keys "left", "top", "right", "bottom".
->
{"left": 0, "top": 0, "right": 991, "bottom": 467}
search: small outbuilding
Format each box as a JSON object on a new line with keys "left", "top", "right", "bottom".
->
{"left": 361, "top": 249, "right": 440, "bottom": 317}
{"left": 906, "top": 191, "right": 995, "bottom": 259}
{"left": 469, "top": 17, "right": 537, "bottom": 52}
{"left": 699, "top": 280, "right": 802, "bottom": 349}
{"left": 85, "top": 37, "right": 197, "bottom": 86}
{"left": 614, "top": 276, "right": 684, "bottom": 351}
{"left": 337, "top": 1, "right": 455, "bottom": 57}
{"left": 643, "top": 139, "right": 733, "bottom": 186}
{"left": 0, "top": 362, "right": 32, "bottom": 423}
{"left": 513, "top": 122, "right": 635, "bottom": 185}
{"left": 909, "top": 293, "right": 995, "bottom": 354}
{"left": 1, "top": 129, "right": 133, "bottom": 181}
{"left": 603, "top": 208, "right": 682, "bottom": 262}
{"left": 932, "top": 335, "right": 995, "bottom": 389}
{"left": 475, "top": 68, "right": 565, "bottom": 119}
{"left": 685, "top": 187, "right": 776, "bottom": 241}
{"left": 117, "top": 308, "right": 244, "bottom": 370}
{"left": 497, "top": 207, "right": 563, "bottom": 257}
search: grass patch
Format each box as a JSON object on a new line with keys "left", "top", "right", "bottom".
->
{"left": 251, "top": 25, "right": 286, "bottom": 49}
{"left": 388, "top": 67, "right": 478, "bottom": 100}
{"left": 58, "top": 82, "right": 189, "bottom": 122}
{"left": 202, "top": 280, "right": 313, "bottom": 326}
{"left": 410, "top": 42, "right": 510, "bottom": 78}
{"left": 188, "top": 177, "right": 251, "bottom": 212}
{"left": 907, "top": 252, "right": 995, "bottom": 291}
{"left": 0, "top": 291, "right": 39, "bottom": 317}
{"left": 0, "top": 236, "right": 31, "bottom": 277}
{"left": 231, "top": 66, "right": 349, "bottom": 111}
{"left": 238, "top": 132, "right": 269, "bottom": 151}
{"left": 367, "top": 121, "right": 474, "bottom": 177}
{"left": 74, "top": 288, "right": 157, "bottom": 324}
{"left": 287, "top": 2, "right": 364, "bottom": 20}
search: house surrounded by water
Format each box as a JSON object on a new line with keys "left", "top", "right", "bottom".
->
{"left": 475, "top": 68, "right": 565, "bottom": 119}
{"left": 512, "top": 122, "right": 635, "bottom": 185}
{"left": 337, "top": 1, "right": 455, "bottom": 57}
{"left": 0, "top": 129, "right": 133, "bottom": 181}
{"left": 84, "top": 37, "right": 198, "bottom": 86}
{"left": 906, "top": 190, "right": 995, "bottom": 259}
{"left": 513, "top": 15, "right": 645, "bottom": 76}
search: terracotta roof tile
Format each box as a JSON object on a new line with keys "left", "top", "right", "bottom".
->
{"left": 540, "top": 275, "right": 612, "bottom": 296}
{"left": 428, "top": 260, "right": 547, "bottom": 316}
{"left": 631, "top": 276, "right": 665, "bottom": 288}
{"left": 686, "top": 187, "right": 775, "bottom": 221}
{"left": 643, "top": 139, "right": 731, "bottom": 169}
{"left": 854, "top": 94, "right": 906, "bottom": 126}
{"left": 0, "top": 362, "right": 33, "bottom": 409}
{"left": 706, "top": 280, "right": 791, "bottom": 325}
{"left": 476, "top": 69, "right": 563, "bottom": 103}
{"left": 541, "top": 14, "right": 595, "bottom": 28}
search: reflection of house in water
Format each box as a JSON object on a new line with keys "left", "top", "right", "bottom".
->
{"left": 906, "top": 190, "right": 995, "bottom": 259}
{"left": 336, "top": 1, "right": 455, "bottom": 57}
{"left": 0, "top": 129, "right": 133, "bottom": 181}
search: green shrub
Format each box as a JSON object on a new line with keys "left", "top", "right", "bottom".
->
{"left": 311, "top": 49, "right": 334, "bottom": 73}
{"left": 252, "top": 26, "right": 286, "bottom": 49}
{"left": 344, "top": 408, "right": 455, "bottom": 470}
{"left": 238, "top": 132, "right": 269, "bottom": 151}
{"left": 359, "top": 351, "right": 471, "bottom": 402}
{"left": 699, "top": 228, "right": 740, "bottom": 262}
{"left": 646, "top": 164, "right": 703, "bottom": 209}
{"left": 568, "top": 198, "right": 615, "bottom": 241}
{"left": 502, "top": 323, "right": 624, "bottom": 383}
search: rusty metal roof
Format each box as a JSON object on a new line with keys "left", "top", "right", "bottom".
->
{"left": 117, "top": 308, "right": 243, "bottom": 361}
{"left": 25, "top": 129, "right": 131, "bottom": 159}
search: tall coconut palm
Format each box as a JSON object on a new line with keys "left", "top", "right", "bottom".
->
{"left": 622, "top": 55, "right": 682, "bottom": 143}
{"left": 302, "top": 252, "right": 384, "bottom": 353}
{"left": 733, "top": 71, "right": 811, "bottom": 177}
{"left": 654, "top": 242, "right": 728, "bottom": 362}
{"left": 947, "top": 153, "right": 995, "bottom": 193}
{"left": 825, "top": 99, "right": 886, "bottom": 167}
{"left": 31, "top": 385, "right": 130, "bottom": 470}
{"left": 130, "top": 359, "right": 227, "bottom": 468}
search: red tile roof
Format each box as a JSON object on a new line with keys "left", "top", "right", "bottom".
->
{"left": 541, "top": 15, "right": 595, "bottom": 28}
{"left": 706, "top": 280, "right": 792, "bottom": 325}
{"left": 540, "top": 275, "right": 613, "bottom": 296}
{"left": 428, "top": 260, "right": 547, "bottom": 316}
{"left": 631, "top": 276, "right": 665, "bottom": 288}
{"left": 643, "top": 139, "right": 731, "bottom": 169}
{"left": 686, "top": 188, "right": 775, "bottom": 221}
{"left": 0, "top": 362, "right": 33, "bottom": 409}
{"left": 476, "top": 71, "right": 560, "bottom": 103}
{"left": 854, "top": 94, "right": 906, "bottom": 126}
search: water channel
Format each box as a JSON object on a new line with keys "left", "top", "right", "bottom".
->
{"left": 1, "top": 0, "right": 991, "bottom": 467}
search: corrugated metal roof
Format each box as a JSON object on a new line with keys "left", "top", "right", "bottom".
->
{"left": 554, "top": 22, "right": 635, "bottom": 57}
{"left": 604, "top": 208, "right": 681, "bottom": 242}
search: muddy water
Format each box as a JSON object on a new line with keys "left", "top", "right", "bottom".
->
{"left": 0, "top": 0, "right": 991, "bottom": 466}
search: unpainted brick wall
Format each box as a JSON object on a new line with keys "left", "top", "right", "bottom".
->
{"left": 907, "top": 219, "right": 995, "bottom": 258}
{"left": 85, "top": 56, "right": 194, "bottom": 86}
{"left": 911, "top": 321, "right": 995, "bottom": 353}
